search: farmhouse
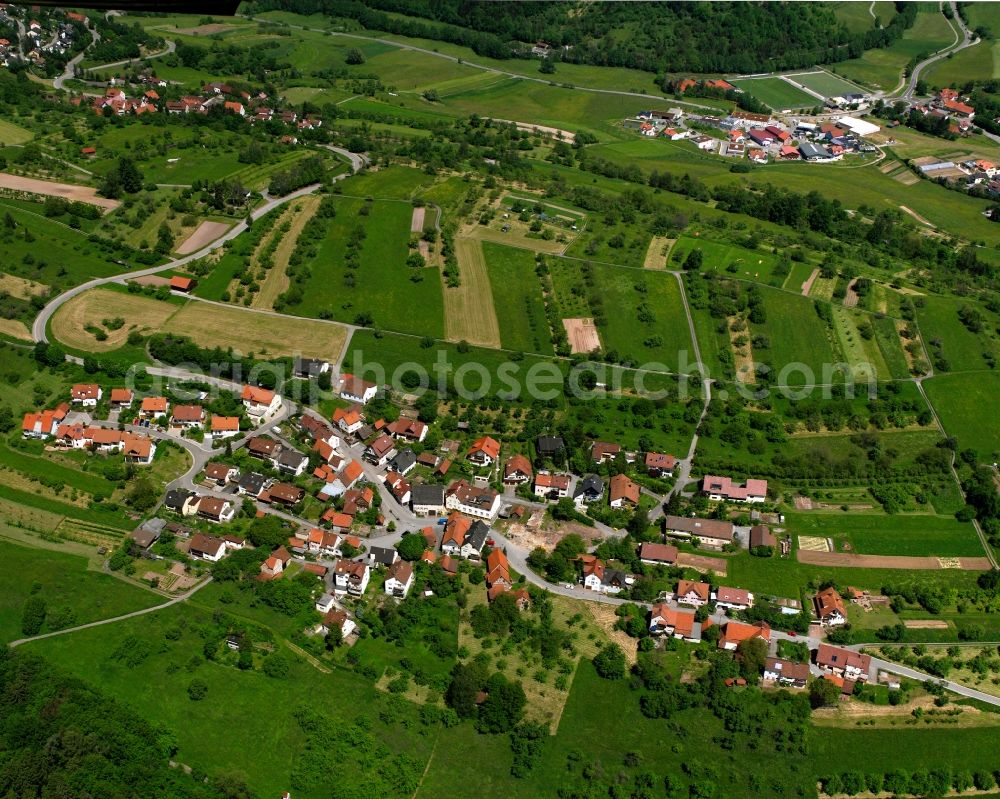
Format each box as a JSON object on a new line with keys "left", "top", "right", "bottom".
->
{"left": 503, "top": 454, "right": 533, "bottom": 485}
{"left": 663, "top": 515, "right": 734, "bottom": 549}
{"left": 814, "top": 587, "right": 848, "bottom": 626}
{"left": 816, "top": 643, "right": 871, "bottom": 682}
{"left": 534, "top": 471, "right": 571, "bottom": 499}
{"left": 210, "top": 415, "right": 240, "bottom": 440}
{"left": 384, "top": 560, "right": 414, "bottom": 598}
{"left": 140, "top": 396, "right": 169, "bottom": 418}
{"left": 237, "top": 471, "right": 268, "bottom": 497}
{"left": 609, "top": 474, "right": 640, "bottom": 508}
{"left": 676, "top": 579, "right": 711, "bottom": 607}
{"left": 241, "top": 385, "right": 281, "bottom": 419}
{"left": 333, "top": 559, "right": 370, "bottom": 596}
{"left": 339, "top": 373, "right": 378, "bottom": 404}
{"left": 715, "top": 586, "right": 754, "bottom": 611}
{"left": 485, "top": 548, "right": 511, "bottom": 589}
{"left": 445, "top": 479, "right": 502, "bottom": 521}
{"left": 70, "top": 384, "right": 101, "bottom": 406}
{"left": 648, "top": 604, "right": 699, "bottom": 641}
{"left": 467, "top": 436, "right": 501, "bottom": 467}
{"left": 718, "top": 620, "right": 770, "bottom": 651}
{"left": 189, "top": 533, "right": 227, "bottom": 561}
{"left": 389, "top": 449, "right": 417, "bottom": 476}
{"left": 411, "top": 483, "right": 446, "bottom": 515}
{"left": 368, "top": 546, "right": 399, "bottom": 568}
{"left": 763, "top": 657, "right": 809, "bottom": 688}
{"left": 123, "top": 433, "right": 156, "bottom": 465}
{"left": 701, "top": 475, "right": 767, "bottom": 503}
{"left": 582, "top": 558, "right": 625, "bottom": 594}
{"left": 247, "top": 436, "right": 280, "bottom": 459}
{"left": 441, "top": 513, "right": 471, "bottom": 556}
{"left": 638, "top": 542, "right": 678, "bottom": 566}
{"left": 170, "top": 404, "right": 206, "bottom": 428}
{"left": 275, "top": 448, "right": 308, "bottom": 476}
{"left": 644, "top": 452, "right": 677, "bottom": 477}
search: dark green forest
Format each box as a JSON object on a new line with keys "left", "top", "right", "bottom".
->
{"left": 0, "top": 649, "right": 242, "bottom": 799}
{"left": 246, "top": 0, "right": 916, "bottom": 74}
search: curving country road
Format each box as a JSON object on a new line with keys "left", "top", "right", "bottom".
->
{"left": 32, "top": 182, "right": 325, "bottom": 344}
{"left": 897, "top": 1, "right": 977, "bottom": 100}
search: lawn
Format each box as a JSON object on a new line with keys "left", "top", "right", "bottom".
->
{"left": 750, "top": 286, "right": 840, "bottom": 387}
{"left": 829, "top": 4, "right": 956, "bottom": 89}
{"left": 292, "top": 195, "right": 444, "bottom": 337}
{"left": 915, "top": 293, "right": 1000, "bottom": 372}
{"left": 0, "top": 538, "right": 158, "bottom": 643}
{"left": 0, "top": 118, "right": 34, "bottom": 145}
{"left": 671, "top": 235, "right": 783, "bottom": 285}
{"left": 481, "top": 242, "right": 553, "bottom": 355}
{"left": 784, "top": 69, "right": 868, "bottom": 99}
{"left": 337, "top": 165, "right": 437, "bottom": 199}
{"left": 548, "top": 259, "right": 692, "bottom": 372}
{"left": 729, "top": 77, "right": 817, "bottom": 110}
{"left": 725, "top": 550, "right": 983, "bottom": 599}
{"left": 782, "top": 510, "right": 984, "bottom": 558}
{"left": 24, "top": 603, "right": 434, "bottom": 799}
{"left": 924, "top": 371, "right": 1000, "bottom": 459}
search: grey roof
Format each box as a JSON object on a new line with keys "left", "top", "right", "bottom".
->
{"left": 575, "top": 474, "right": 604, "bottom": 498}
{"left": 798, "top": 141, "right": 829, "bottom": 159}
{"left": 164, "top": 489, "right": 194, "bottom": 511}
{"left": 390, "top": 449, "right": 417, "bottom": 473}
{"left": 276, "top": 449, "right": 308, "bottom": 469}
{"left": 130, "top": 526, "right": 160, "bottom": 549}
{"left": 603, "top": 568, "right": 627, "bottom": 588}
{"left": 465, "top": 521, "right": 490, "bottom": 551}
{"left": 238, "top": 471, "right": 267, "bottom": 495}
{"left": 293, "top": 357, "right": 328, "bottom": 378}
{"left": 370, "top": 546, "right": 397, "bottom": 566}
{"left": 537, "top": 435, "right": 565, "bottom": 455}
{"left": 411, "top": 483, "right": 445, "bottom": 506}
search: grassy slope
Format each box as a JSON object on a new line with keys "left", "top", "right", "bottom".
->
{"left": 924, "top": 370, "right": 1000, "bottom": 459}
{"left": 24, "top": 602, "right": 433, "bottom": 799}
{"left": 481, "top": 241, "right": 553, "bottom": 355}
{"left": 0, "top": 538, "right": 158, "bottom": 643}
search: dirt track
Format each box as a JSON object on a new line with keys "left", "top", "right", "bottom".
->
{"left": 410, "top": 206, "right": 425, "bottom": 233}
{"left": 0, "top": 173, "right": 118, "bottom": 211}
{"left": 562, "top": 317, "right": 600, "bottom": 354}
{"left": 176, "top": 220, "right": 231, "bottom": 255}
{"left": 800, "top": 267, "right": 820, "bottom": 296}
{"left": 444, "top": 236, "right": 501, "bottom": 348}
{"left": 797, "top": 550, "right": 993, "bottom": 570}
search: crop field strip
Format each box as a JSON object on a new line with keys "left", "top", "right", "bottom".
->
{"left": 444, "top": 236, "right": 502, "bottom": 348}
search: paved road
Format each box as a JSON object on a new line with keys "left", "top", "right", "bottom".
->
{"left": 8, "top": 576, "right": 213, "bottom": 648}
{"left": 32, "top": 183, "right": 324, "bottom": 343}
{"left": 318, "top": 143, "right": 369, "bottom": 173}
{"left": 53, "top": 16, "right": 101, "bottom": 92}
{"left": 898, "top": 1, "right": 977, "bottom": 100}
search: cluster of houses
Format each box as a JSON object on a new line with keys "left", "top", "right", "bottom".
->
{"left": 908, "top": 87, "right": 977, "bottom": 135}
{"left": 0, "top": 8, "right": 82, "bottom": 68}
{"left": 625, "top": 100, "right": 881, "bottom": 165}
{"left": 21, "top": 385, "right": 157, "bottom": 464}
{"left": 84, "top": 78, "right": 322, "bottom": 141}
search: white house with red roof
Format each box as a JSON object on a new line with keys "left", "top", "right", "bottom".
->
{"left": 715, "top": 586, "right": 754, "bottom": 611}
{"left": 339, "top": 373, "right": 378, "bottom": 404}
{"left": 701, "top": 474, "right": 767, "bottom": 503}
{"left": 70, "top": 383, "right": 102, "bottom": 407}
{"left": 467, "top": 436, "right": 501, "bottom": 467}
{"left": 241, "top": 385, "right": 281, "bottom": 420}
